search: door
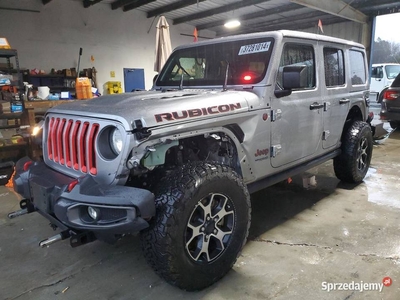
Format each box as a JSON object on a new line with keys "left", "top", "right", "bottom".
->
{"left": 271, "top": 42, "right": 323, "bottom": 168}
{"left": 370, "top": 65, "right": 384, "bottom": 94}
{"left": 124, "top": 68, "right": 145, "bottom": 92}
{"left": 322, "top": 47, "right": 349, "bottom": 149}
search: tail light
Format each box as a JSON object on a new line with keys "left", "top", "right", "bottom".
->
{"left": 383, "top": 90, "right": 399, "bottom": 101}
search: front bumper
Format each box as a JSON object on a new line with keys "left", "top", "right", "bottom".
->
{"left": 13, "top": 158, "right": 155, "bottom": 244}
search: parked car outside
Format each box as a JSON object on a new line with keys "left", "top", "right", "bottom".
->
{"left": 380, "top": 73, "right": 400, "bottom": 129}
{"left": 371, "top": 63, "right": 400, "bottom": 103}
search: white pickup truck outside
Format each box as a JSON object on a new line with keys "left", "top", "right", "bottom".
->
{"left": 370, "top": 63, "right": 400, "bottom": 101}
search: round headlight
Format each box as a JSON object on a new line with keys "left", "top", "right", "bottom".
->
{"left": 110, "top": 128, "right": 123, "bottom": 155}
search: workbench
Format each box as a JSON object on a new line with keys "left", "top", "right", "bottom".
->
{"left": 22, "top": 100, "right": 77, "bottom": 127}
{"left": 22, "top": 100, "right": 87, "bottom": 160}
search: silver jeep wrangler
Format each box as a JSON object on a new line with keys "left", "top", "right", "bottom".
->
{"left": 11, "top": 30, "right": 373, "bottom": 290}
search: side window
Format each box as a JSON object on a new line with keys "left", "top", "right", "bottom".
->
{"left": 277, "top": 43, "right": 315, "bottom": 89}
{"left": 324, "top": 48, "right": 345, "bottom": 87}
{"left": 371, "top": 67, "right": 377, "bottom": 77}
{"left": 349, "top": 50, "right": 366, "bottom": 85}
{"left": 372, "top": 66, "right": 383, "bottom": 79}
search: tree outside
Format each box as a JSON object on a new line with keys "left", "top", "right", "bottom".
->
{"left": 372, "top": 12, "right": 400, "bottom": 64}
{"left": 372, "top": 38, "right": 400, "bottom": 64}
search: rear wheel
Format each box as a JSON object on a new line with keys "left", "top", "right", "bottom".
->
{"left": 334, "top": 121, "right": 373, "bottom": 183}
{"left": 141, "top": 162, "right": 251, "bottom": 291}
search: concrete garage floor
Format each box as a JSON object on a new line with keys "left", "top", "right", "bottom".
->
{"left": 1, "top": 125, "right": 399, "bottom": 300}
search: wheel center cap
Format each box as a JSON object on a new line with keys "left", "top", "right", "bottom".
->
{"left": 204, "top": 221, "right": 215, "bottom": 234}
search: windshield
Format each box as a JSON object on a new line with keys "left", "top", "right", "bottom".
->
{"left": 385, "top": 65, "right": 400, "bottom": 79}
{"left": 156, "top": 37, "right": 275, "bottom": 87}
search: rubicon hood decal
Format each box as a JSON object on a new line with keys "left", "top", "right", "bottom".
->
{"left": 155, "top": 103, "right": 242, "bottom": 123}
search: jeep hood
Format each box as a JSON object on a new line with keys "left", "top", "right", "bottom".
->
{"left": 48, "top": 90, "right": 258, "bottom": 130}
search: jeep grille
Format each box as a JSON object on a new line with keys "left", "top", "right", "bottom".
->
{"left": 47, "top": 117, "right": 100, "bottom": 175}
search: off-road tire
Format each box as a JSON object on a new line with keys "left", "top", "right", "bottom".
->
{"left": 140, "top": 162, "right": 251, "bottom": 291}
{"left": 334, "top": 121, "right": 373, "bottom": 183}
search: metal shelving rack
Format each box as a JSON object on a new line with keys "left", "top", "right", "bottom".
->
{"left": 0, "top": 49, "right": 23, "bottom": 90}
{"left": 0, "top": 49, "right": 28, "bottom": 163}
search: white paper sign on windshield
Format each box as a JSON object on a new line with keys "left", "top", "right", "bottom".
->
{"left": 238, "top": 42, "right": 271, "bottom": 56}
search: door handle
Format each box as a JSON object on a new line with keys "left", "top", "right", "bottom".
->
{"left": 310, "top": 102, "right": 324, "bottom": 110}
{"left": 339, "top": 98, "right": 350, "bottom": 104}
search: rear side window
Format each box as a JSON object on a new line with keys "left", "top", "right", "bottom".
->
{"left": 324, "top": 48, "right": 345, "bottom": 87}
{"left": 277, "top": 43, "right": 315, "bottom": 89}
{"left": 349, "top": 50, "right": 366, "bottom": 85}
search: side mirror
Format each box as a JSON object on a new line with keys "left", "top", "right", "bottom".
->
{"left": 282, "top": 65, "right": 308, "bottom": 89}
{"left": 274, "top": 89, "right": 292, "bottom": 98}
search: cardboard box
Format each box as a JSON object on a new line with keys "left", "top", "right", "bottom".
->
{"left": 0, "top": 100, "right": 11, "bottom": 113}
{"left": 7, "top": 119, "right": 16, "bottom": 126}
{"left": 64, "top": 69, "right": 72, "bottom": 76}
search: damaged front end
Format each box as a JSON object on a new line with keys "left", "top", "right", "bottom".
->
{"left": 10, "top": 157, "right": 155, "bottom": 248}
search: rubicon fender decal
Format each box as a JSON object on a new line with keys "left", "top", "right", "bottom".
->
{"left": 155, "top": 103, "right": 242, "bottom": 122}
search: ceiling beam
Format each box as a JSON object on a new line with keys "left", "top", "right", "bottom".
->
{"left": 0, "top": 7, "right": 40, "bottom": 13}
{"left": 83, "top": 0, "right": 103, "bottom": 8}
{"left": 229, "top": 16, "right": 346, "bottom": 36}
{"left": 123, "top": 0, "right": 155, "bottom": 12}
{"left": 220, "top": 11, "right": 329, "bottom": 35}
{"left": 147, "top": 0, "right": 206, "bottom": 18}
{"left": 196, "top": 3, "right": 302, "bottom": 31}
{"left": 290, "top": 0, "right": 368, "bottom": 23}
{"left": 173, "top": 0, "right": 271, "bottom": 25}
{"left": 352, "top": 0, "right": 400, "bottom": 8}
{"left": 111, "top": 0, "right": 136, "bottom": 10}
{"left": 353, "top": 0, "right": 400, "bottom": 16}
{"left": 42, "top": 0, "right": 52, "bottom": 4}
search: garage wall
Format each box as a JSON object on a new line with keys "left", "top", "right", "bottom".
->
{"left": 302, "top": 21, "right": 366, "bottom": 44}
{"left": 0, "top": 0, "right": 215, "bottom": 92}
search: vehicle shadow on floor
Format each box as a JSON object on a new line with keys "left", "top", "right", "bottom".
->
{"left": 248, "top": 172, "right": 344, "bottom": 240}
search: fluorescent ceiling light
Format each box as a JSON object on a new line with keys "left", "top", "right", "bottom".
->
{"left": 224, "top": 20, "right": 241, "bottom": 28}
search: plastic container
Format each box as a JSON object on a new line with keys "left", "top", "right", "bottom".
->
{"left": 75, "top": 77, "right": 93, "bottom": 100}
{"left": 106, "top": 81, "right": 122, "bottom": 94}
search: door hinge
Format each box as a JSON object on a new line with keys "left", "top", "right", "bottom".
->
{"left": 271, "top": 145, "right": 282, "bottom": 157}
{"left": 324, "top": 102, "right": 330, "bottom": 111}
{"left": 271, "top": 109, "right": 282, "bottom": 122}
{"left": 322, "top": 130, "right": 330, "bottom": 141}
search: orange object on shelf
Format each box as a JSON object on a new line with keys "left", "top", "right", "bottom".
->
{"left": 75, "top": 77, "right": 92, "bottom": 100}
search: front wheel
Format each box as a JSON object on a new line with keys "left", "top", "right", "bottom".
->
{"left": 334, "top": 121, "right": 373, "bottom": 183}
{"left": 141, "top": 162, "right": 251, "bottom": 291}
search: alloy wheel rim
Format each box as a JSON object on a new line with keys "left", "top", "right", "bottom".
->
{"left": 185, "top": 193, "right": 235, "bottom": 263}
{"left": 357, "top": 137, "right": 368, "bottom": 171}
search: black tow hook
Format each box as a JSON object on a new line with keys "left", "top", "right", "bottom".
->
{"left": 39, "top": 230, "right": 71, "bottom": 248}
{"left": 8, "top": 199, "right": 35, "bottom": 219}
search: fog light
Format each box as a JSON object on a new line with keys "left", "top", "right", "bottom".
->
{"left": 88, "top": 206, "right": 99, "bottom": 220}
